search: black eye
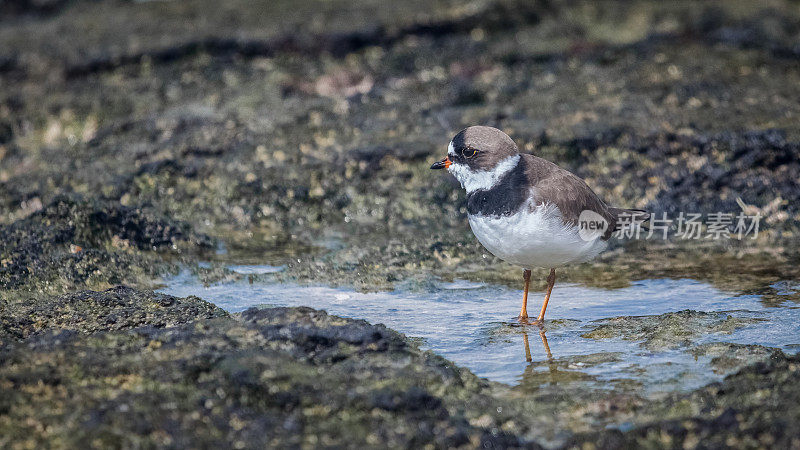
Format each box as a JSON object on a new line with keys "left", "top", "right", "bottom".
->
{"left": 464, "top": 148, "right": 478, "bottom": 159}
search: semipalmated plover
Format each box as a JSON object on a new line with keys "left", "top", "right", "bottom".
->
{"left": 431, "top": 126, "right": 649, "bottom": 324}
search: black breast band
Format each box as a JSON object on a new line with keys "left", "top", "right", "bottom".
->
{"left": 466, "top": 158, "right": 528, "bottom": 217}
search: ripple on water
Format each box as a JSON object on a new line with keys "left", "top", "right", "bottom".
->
{"left": 227, "top": 265, "right": 286, "bottom": 275}
{"left": 159, "top": 268, "right": 800, "bottom": 396}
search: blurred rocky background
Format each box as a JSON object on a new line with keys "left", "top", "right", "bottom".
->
{"left": 3, "top": 0, "right": 800, "bottom": 294}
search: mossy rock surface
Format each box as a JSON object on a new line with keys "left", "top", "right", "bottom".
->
{"left": 2, "top": 0, "right": 800, "bottom": 447}
{"left": 0, "top": 287, "right": 798, "bottom": 448}
{"left": 0, "top": 288, "right": 528, "bottom": 449}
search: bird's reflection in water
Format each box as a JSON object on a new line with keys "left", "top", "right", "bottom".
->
{"left": 518, "top": 326, "right": 589, "bottom": 390}
{"left": 522, "top": 328, "right": 552, "bottom": 363}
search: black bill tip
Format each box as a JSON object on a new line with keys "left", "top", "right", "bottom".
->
{"left": 430, "top": 157, "right": 450, "bottom": 170}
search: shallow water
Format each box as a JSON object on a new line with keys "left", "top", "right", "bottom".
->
{"left": 160, "top": 269, "right": 800, "bottom": 395}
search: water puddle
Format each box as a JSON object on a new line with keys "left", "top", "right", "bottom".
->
{"left": 160, "top": 269, "right": 800, "bottom": 396}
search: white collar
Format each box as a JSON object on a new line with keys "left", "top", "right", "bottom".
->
{"left": 448, "top": 153, "right": 520, "bottom": 193}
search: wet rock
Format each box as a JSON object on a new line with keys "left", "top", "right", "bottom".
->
{"left": 582, "top": 310, "right": 763, "bottom": 351}
{"left": 691, "top": 342, "right": 782, "bottom": 374}
{"left": 0, "top": 195, "right": 212, "bottom": 294}
{"left": 188, "top": 262, "right": 245, "bottom": 286}
{"left": 32, "top": 194, "right": 213, "bottom": 250}
{"left": 0, "top": 286, "right": 226, "bottom": 344}
{"left": 566, "top": 352, "right": 800, "bottom": 449}
{"left": 0, "top": 288, "right": 531, "bottom": 448}
{"left": 239, "top": 306, "right": 408, "bottom": 363}
{"left": 2, "top": 286, "right": 800, "bottom": 448}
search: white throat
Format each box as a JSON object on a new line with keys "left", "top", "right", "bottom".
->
{"left": 447, "top": 145, "right": 520, "bottom": 193}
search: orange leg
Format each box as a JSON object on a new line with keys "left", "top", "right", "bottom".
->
{"left": 537, "top": 268, "right": 556, "bottom": 322}
{"left": 518, "top": 269, "right": 531, "bottom": 320}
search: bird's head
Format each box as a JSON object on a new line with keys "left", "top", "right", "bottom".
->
{"left": 430, "top": 126, "right": 521, "bottom": 193}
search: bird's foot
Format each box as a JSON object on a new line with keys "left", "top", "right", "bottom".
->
{"left": 517, "top": 316, "right": 544, "bottom": 328}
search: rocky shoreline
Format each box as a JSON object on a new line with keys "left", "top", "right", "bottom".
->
{"left": 2, "top": 284, "right": 799, "bottom": 448}
{"left": 1, "top": 287, "right": 523, "bottom": 448}
{"left": 3, "top": 0, "right": 800, "bottom": 447}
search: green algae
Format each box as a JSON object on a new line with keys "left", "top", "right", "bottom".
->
{"left": 582, "top": 310, "right": 765, "bottom": 351}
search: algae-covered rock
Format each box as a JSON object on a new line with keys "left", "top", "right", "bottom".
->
{"left": 0, "top": 289, "right": 530, "bottom": 449}
{"left": 1, "top": 287, "right": 800, "bottom": 448}
{"left": 582, "top": 310, "right": 764, "bottom": 351}
{"left": 0, "top": 285, "right": 226, "bottom": 344}
{"left": 566, "top": 353, "right": 800, "bottom": 449}
{"left": 691, "top": 342, "right": 782, "bottom": 374}
{"left": 0, "top": 195, "right": 213, "bottom": 296}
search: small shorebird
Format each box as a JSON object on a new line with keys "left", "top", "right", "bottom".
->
{"left": 431, "top": 126, "right": 648, "bottom": 324}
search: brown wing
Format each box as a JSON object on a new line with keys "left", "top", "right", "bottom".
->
{"left": 522, "top": 154, "right": 618, "bottom": 239}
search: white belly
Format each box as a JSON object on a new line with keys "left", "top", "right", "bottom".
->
{"left": 467, "top": 203, "right": 607, "bottom": 268}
